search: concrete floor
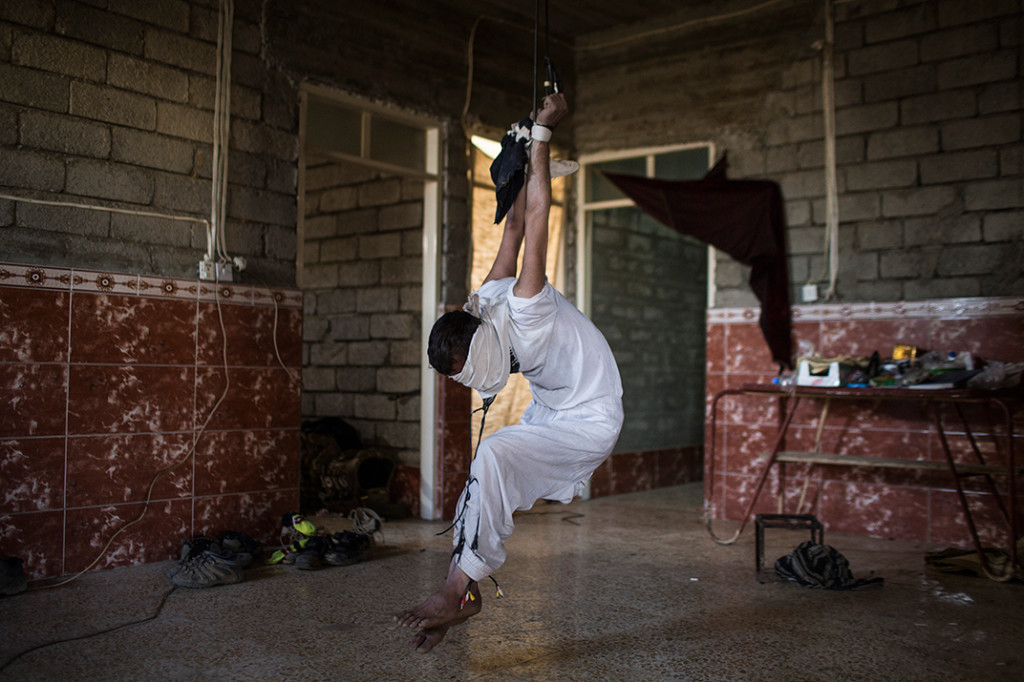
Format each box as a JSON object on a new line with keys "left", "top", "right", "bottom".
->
{"left": 1, "top": 483, "right": 1022, "bottom": 681}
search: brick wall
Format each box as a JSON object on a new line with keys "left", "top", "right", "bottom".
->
{"left": 576, "top": 0, "right": 1023, "bottom": 306}
{"left": 0, "top": 262, "right": 302, "bottom": 580}
{"left": 0, "top": 0, "right": 298, "bottom": 285}
{"left": 301, "top": 159, "right": 424, "bottom": 467}
{"left": 590, "top": 211, "right": 708, "bottom": 453}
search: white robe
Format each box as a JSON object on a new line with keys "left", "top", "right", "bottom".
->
{"left": 451, "top": 278, "right": 624, "bottom": 581}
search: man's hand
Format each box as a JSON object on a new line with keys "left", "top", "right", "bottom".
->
{"left": 534, "top": 93, "right": 568, "bottom": 131}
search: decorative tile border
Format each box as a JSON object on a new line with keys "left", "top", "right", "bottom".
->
{"left": 72, "top": 269, "right": 140, "bottom": 296}
{"left": 0, "top": 264, "right": 73, "bottom": 291}
{"left": 0, "top": 262, "right": 301, "bottom": 309}
{"left": 708, "top": 296, "right": 1024, "bottom": 324}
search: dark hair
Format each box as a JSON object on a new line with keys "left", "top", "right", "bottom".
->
{"left": 428, "top": 310, "right": 481, "bottom": 375}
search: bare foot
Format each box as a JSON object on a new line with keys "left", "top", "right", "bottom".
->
{"left": 410, "top": 621, "right": 454, "bottom": 653}
{"left": 395, "top": 579, "right": 480, "bottom": 630}
{"left": 395, "top": 562, "right": 477, "bottom": 630}
{"left": 408, "top": 583, "right": 481, "bottom": 653}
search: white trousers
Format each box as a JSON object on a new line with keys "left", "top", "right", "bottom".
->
{"left": 452, "top": 395, "right": 624, "bottom": 582}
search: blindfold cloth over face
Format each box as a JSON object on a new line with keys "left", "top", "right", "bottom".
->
{"left": 451, "top": 288, "right": 511, "bottom": 400}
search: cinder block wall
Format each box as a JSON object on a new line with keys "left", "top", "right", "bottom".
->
{"left": 301, "top": 160, "right": 424, "bottom": 467}
{"left": 576, "top": 0, "right": 1022, "bottom": 306}
{"left": 0, "top": 0, "right": 298, "bottom": 285}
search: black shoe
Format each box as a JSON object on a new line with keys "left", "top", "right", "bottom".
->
{"left": 166, "top": 535, "right": 218, "bottom": 578}
{"left": 219, "top": 531, "right": 260, "bottom": 569}
{"left": 324, "top": 531, "right": 371, "bottom": 567}
{"left": 1, "top": 557, "right": 27, "bottom": 596}
{"left": 294, "top": 536, "right": 326, "bottom": 571}
{"left": 171, "top": 546, "right": 245, "bottom": 588}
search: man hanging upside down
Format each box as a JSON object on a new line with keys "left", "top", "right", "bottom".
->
{"left": 395, "top": 93, "right": 624, "bottom": 653}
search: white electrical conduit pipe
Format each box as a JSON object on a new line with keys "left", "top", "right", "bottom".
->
{"left": 819, "top": 0, "right": 840, "bottom": 300}
{"left": 209, "top": 0, "right": 234, "bottom": 265}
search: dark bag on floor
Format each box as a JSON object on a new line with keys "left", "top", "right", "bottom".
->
{"left": 775, "top": 541, "right": 884, "bottom": 590}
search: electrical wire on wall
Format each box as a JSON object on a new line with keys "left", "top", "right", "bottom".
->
{"left": 815, "top": 0, "right": 840, "bottom": 301}
{"left": 6, "top": 0, "right": 253, "bottom": 598}
{"left": 207, "top": 0, "right": 240, "bottom": 273}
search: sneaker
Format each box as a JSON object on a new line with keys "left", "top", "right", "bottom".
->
{"left": 281, "top": 512, "right": 317, "bottom": 539}
{"left": 550, "top": 159, "right": 579, "bottom": 178}
{"left": 1, "top": 557, "right": 28, "bottom": 596}
{"left": 165, "top": 535, "right": 218, "bottom": 578}
{"left": 294, "top": 536, "right": 326, "bottom": 571}
{"left": 219, "top": 531, "right": 260, "bottom": 569}
{"left": 349, "top": 507, "right": 383, "bottom": 541}
{"left": 171, "top": 547, "right": 244, "bottom": 588}
{"left": 324, "top": 531, "right": 371, "bottom": 567}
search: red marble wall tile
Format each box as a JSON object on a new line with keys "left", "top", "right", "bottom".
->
{"left": 589, "top": 458, "right": 613, "bottom": 498}
{"left": 64, "top": 499, "right": 193, "bottom": 573}
{"left": 928, "top": 489, "right": 1019, "bottom": 548}
{"left": 0, "top": 510, "right": 65, "bottom": 579}
{"left": 70, "top": 294, "right": 196, "bottom": 365}
{"left": 68, "top": 365, "right": 195, "bottom": 434}
{"left": 442, "top": 473, "right": 468, "bottom": 520}
{"left": 0, "top": 269, "right": 304, "bottom": 578}
{"left": 720, "top": 423, "right": 776, "bottom": 476}
{"left": 819, "top": 318, "right": 931, "bottom": 358}
{"left": 818, "top": 480, "right": 929, "bottom": 541}
{"left": 706, "top": 323, "right": 725, "bottom": 374}
{"left": 719, "top": 471, "right": 783, "bottom": 521}
{"left": 0, "top": 288, "right": 69, "bottom": 362}
{"left": 194, "top": 490, "right": 299, "bottom": 548}
{"left": 724, "top": 323, "right": 776, "bottom": 373}
{"left": 440, "top": 421, "right": 472, "bottom": 476}
{"left": 0, "top": 438, "right": 65, "bottom": 513}
{"left": 0, "top": 364, "right": 68, "bottom": 437}
{"left": 66, "top": 433, "right": 193, "bottom": 506}
{"left": 790, "top": 320, "right": 822, "bottom": 361}
{"left": 655, "top": 447, "right": 702, "bottom": 488}
{"left": 196, "top": 302, "right": 302, "bottom": 368}
{"left": 928, "top": 316, "right": 1024, "bottom": 363}
{"left": 195, "top": 367, "right": 301, "bottom": 430}
{"left": 193, "top": 429, "right": 300, "bottom": 496}
{"left": 391, "top": 464, "right": 421, "bottom": 518}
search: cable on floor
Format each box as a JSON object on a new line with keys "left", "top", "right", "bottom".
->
{"left": 0, "top": 585, "right": 179, "bottom": 673}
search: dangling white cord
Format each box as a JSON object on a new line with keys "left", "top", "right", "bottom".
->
{"left": 209, "top": 0, "right": 234, "bottom": 265}
{"left": 820, "top": 0, "right": 840, "bottom": 300}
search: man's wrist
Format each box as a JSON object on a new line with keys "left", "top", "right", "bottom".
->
{"left": 531, "top": 123, "right": 552, "bottom": 142}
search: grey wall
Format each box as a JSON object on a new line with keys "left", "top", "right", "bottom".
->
{"left": 0, "top": 0, "right": 298, "bottom": 285}
{"left": 590, "top": 209, "right": 707, "bottom": 452}
{"left": 575, "top": 0, "right": 1023, "bottom": 306}
{"left": 301, "top": 159, "right": 423, "bottom": 464}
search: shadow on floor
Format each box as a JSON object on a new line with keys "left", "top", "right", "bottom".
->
{"left": 1, "top": 484, "right": 1022, "bottom": 681}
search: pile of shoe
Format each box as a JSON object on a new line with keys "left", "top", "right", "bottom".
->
{"left": 167, "top": 531, "right": 260, "bottom": 588}
{"left": 267, "top": 513, "right": 324, "bottom": 569}
{"left": 266, "top": 510, "right": 376, "bottom": 570}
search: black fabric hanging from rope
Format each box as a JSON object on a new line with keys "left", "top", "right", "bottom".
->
{"left": 603, "top": 157, "right": 794, "bottom": 370}
{"left": 489, "top": 0, "right": 556, "bottom": 225}
{"left": 490, "top": 118, "right": 533, "bottom": 224}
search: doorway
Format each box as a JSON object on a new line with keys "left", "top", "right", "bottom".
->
{"left": 297, "top": 84, "right": 442, "bottom": 519}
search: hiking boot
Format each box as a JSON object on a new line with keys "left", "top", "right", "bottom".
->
{"left": 219, "top": 531, "right": 260, "bottom": 569}
{"left": 165, "top": 535, "right": 218, "bottom": 578}
{"left": 324, "top": 531, "right": 371, "bottom": 567}
{"left": 171, "top": 547, "right": 244, "bottom": 588}
{"left": 1, "top": 557, "right": 28, "bottom": 596}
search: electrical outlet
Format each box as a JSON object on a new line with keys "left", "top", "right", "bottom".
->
{"left": 197, "top": 261, "right": 233, "bottom": 282}
{"left": 216, "top": 262, "right": 233, "bottom": 282}
{"left": 802, "top": 283, "right": 818, "bottom": 302}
